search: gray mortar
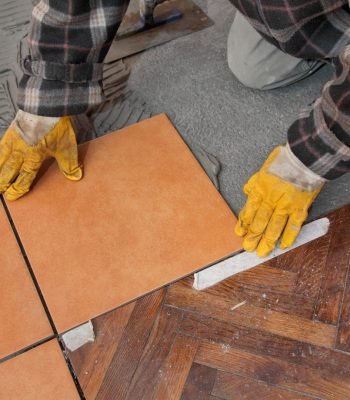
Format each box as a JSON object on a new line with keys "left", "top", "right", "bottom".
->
{"left": 127, "top": 0, "right": 349, "bottom": 218}
{"left": 0, "top": 0, "right": 32, "bottom": 131}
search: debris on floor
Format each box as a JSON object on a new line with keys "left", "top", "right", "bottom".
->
{"left": 62, "top": 321, "right": 95, "bottom": 352}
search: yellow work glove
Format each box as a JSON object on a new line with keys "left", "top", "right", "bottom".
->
{"left": 235, "top": 146, "right": 325, "bottom": 257}
{"left": 0, "top": 115, "right": 82, "bottom": 201}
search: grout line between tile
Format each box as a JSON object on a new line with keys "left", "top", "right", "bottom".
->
{"left": 0, "top": 335, "right": 55, "bottom": 365}
{"left": 57, "top": 336, "right": 87, "bottom": 400}
{"left": 0, "top": 196, "right": 87, "bottom": 400}
{"left": 0, "top": 196, "right": 58, "bottom": 334}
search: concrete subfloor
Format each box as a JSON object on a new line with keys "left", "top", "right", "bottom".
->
{"left": 128, "top": 0, "right": 350, "bottom": 218}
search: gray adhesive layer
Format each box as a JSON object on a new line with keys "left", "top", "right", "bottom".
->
{"left": 0, "top": 0, "right": 32, "bottom": 134}
{"left": 126, "top": 0, "right": 349, "bottom": 217}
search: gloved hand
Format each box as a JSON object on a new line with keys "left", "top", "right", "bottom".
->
{"left": 0, "top": 111, "right": 82, "bottom": 201}
{"left": 235, "top": 145, "right": 325, "bottom": 257}
{"left": 139, "top": 0, "right": 165, "bottom": 24}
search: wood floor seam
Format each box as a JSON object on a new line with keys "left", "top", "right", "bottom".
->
{"left": 193, "top": 334, "right": 346, "bottom": 378}
{"left": 313, "top": 208, "right": 350, "bottom": 325}
{"left": 170, "top": 302, "right": 338, "bottom": 351}
{"left": 335, "top": 257, "right": 350, "bottom": 329}
{"left": 124, "top": 294, "right": 169, "bottom": 394}
{"left": 195, "top": 341, "right": 350, "bottom": 399}
{"left": 125, "top": 306, "right": 184, "bottom": 399}
{"left": 165, "top": 288, "right": 338, "bottom": 348}
{"left": 95, "top": 290, "right": 166, "bottom": 400}
{"left": 211, "top": 369, "right": 323, "bottom": 400}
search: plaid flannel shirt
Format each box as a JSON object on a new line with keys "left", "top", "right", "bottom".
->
{"left": 17, "top": 0, "right": 129, "bottom": 116}
{"left": 18, "top": 0, "right": 350, "bottom": 179}
{"left": 228, "top": 0, "right": 350, "bottom": 179}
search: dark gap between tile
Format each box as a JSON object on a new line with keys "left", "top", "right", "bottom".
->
{"left": 0, "top": 197, "right": 57, "bottom": 334}
{"left": 0, "top": 336, "right": 54, "bottom": 365}
{"left": 0, "top": 196, "right": 87, "bottom": 400}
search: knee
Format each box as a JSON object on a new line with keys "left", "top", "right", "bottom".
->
{"left": 227, "top": 13, "right": 271, "bottom": 90}
{"left": 228, "top": 55, "right": 268, "bottom": 90}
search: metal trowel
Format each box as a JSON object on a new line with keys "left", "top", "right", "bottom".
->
{"left": 119, "top": 0, "right": 183, "bottom": 38}
{"left": 105, "top": 0, "right": 213, "bottom": 62}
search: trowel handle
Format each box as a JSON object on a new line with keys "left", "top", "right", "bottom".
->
{"left": 139, "top": 0, "right": 166, "bottom": 25}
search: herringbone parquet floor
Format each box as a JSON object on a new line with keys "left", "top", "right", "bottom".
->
{"left": 67, "top": 204, "right": 350, "bottom": 400}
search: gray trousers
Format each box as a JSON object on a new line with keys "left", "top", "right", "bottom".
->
{"left": 227, "top": 12, "right": 324, "bottom": 90}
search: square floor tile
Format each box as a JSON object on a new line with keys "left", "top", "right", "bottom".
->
{"left": 0, "top": 206, "right": 52, "bottom": 359}
{"left": 6, "top": 114, "right": 242, "bottom": 333}
{"left": 0, "top": 340, "right": 80, "bottom": 400}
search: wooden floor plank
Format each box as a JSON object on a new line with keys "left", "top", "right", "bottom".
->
{"left": 200, "top": 276, "right": 315, "bottom": 319}
{"left": 180, "top": 363, "right": 217, "bottom": 400}
{"left": 179, "top": 312, "right": 350, "bottom": 378}
{"left": 68, "top": 303, "right": 135, "bottom": 400}
{"left": 212, "top": 371, "right": 315, "bottom": 400}
{"left": 151, "top": 335, "right": 198, "bottom": 400}
{"left": 227, "top": 264, "right": 298, "bottom": 293}
{"left": 195, "top": 341, "right": 350, "bottom": 400}
{"left": 276, "top": 232, "right": 331, "bottom": 299}
{"left": 165, "top": 280, "right": 337, "bottom": 348}
{"left": 336, "top": 266, "right": 350, "bottom": 352}
{"left": 125, "top": 306, "right": 183, "bottom": 400}
{"left": 198, "top": 264, "right": 315, "bottom": 319}
{"left": 96, "top": 289, "right": 165, "bottom": 400}
{"left": 314, "top": 207, "right": 350, "bottom": 324}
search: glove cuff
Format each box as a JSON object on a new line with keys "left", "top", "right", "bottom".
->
{"left": 12, "top": 110, "right": 60, "bottom": 145}
{"left": 267, "top": 144, "right": 326, "bottom": 191}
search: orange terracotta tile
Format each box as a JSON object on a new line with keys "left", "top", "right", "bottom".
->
{"left": 0, "top": 340, "right": 80, "bottom": 400}
{"left": 6, "top": 114, "right": 242, "bottom": 333}
{"left": 0, "top": 205, "right": 52, "bottom": 359}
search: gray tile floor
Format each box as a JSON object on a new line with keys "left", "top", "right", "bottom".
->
{"left": 128, "top": 0, "right": 349, "bottom": 218}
